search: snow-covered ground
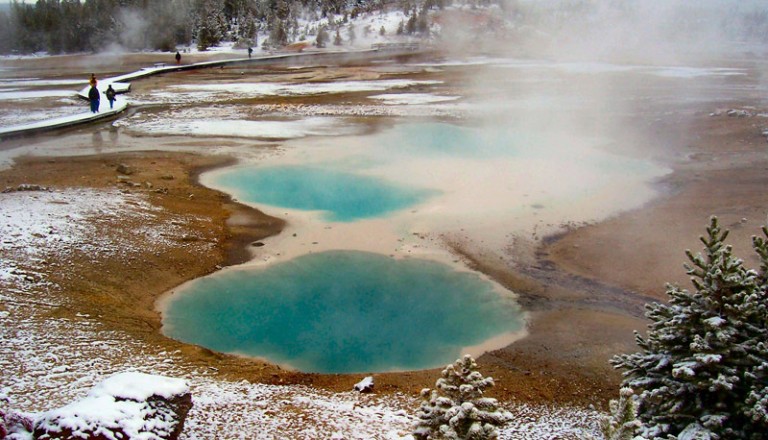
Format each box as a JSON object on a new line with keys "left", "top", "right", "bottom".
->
{"left": 368, "top": 93, "right": 461, "bottom": 105}
{"left": 0, "top": 184, "right": 604, "bottom": 439}
{"left": 1, "top": 302, "right": 600, "bottom": 439}
{"left": 128, "top": 79, "right": 445, "bottom": 106}
{"left": 116, "top": 110, "right": 365, "bottom": 139}
{"left": 0, "top": 188, "right": 208, "bottom": 291}
{"left": 0, "top": 102, "right": 84, "bottom": 127}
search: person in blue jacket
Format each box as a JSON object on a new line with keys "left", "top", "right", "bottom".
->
{"left": 88, "top": 85, "right": 100, "bottom": 113}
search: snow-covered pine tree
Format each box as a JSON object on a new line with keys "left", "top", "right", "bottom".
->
{"left": 196, "top": 0, "right": 226, "bottom": 50}
{"left": 406, "top": 10, "right": 417, "bottom": 34}
{"left": 268, "top": 17, "right": 288, "bottom": 47}
{"left": 744, "top": 226, "right": 768, "bottom": 429}
{"left": 348, "top": 24, "right": 356, "bottom": 44}
{"left": 413, "top": 355, "right": 510, "bottom": 439}
{"left": 611, "top": 216, "right": 768, "bottom": 439}
{"left": 315, "top": 25, "right": 329, "bottom": 47}
{"left": 238, "top": 11, "right": 258, "bottom": 47}
{"left": 599, "top": 387, "right": 642, "bottom": 440}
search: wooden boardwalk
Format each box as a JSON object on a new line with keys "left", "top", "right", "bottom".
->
{"left": 2, "top": 47, "right": 429, "bottom": 140}
{"left": 0, "top": 100, "right": 128, "bottom": 140}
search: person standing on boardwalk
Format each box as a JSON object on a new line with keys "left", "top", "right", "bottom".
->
{"left": 88, "top": 85, "right": 100, "bottom": 113}
{"left": 105, "top": 84, "right": 116, "bottom": 109}
{"left": 175, "top": 51, "right": 181, "bottom": 64}
{"left": 248, "top": 47, "right": 253, "bottom": 58}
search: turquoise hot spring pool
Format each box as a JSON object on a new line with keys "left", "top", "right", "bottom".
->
{"left": 162, "top": 251, "right": 524, "bottom": 373}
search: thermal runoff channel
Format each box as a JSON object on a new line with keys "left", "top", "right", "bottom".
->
{"left": 161, "top": 251, "right": 523, "bottom": 373}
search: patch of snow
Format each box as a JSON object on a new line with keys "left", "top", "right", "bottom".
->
{"left": 132, "top": 80, "right": 443, "bottom": 106}
{"left": 554, "top": 62, "right": 638, "bottom": 74}
{"left": 499, "top": 403, "right": 601, "bottom": 439}
{"left": 89, "top": 372, "right": 189, "bottom": 401}
{"left": 36, "top": 373, "right": 189, "bottom": 440}
{"left": 0, "top": 78, "right": 88, "bottom": 87}
{"left": 672, "top": 362, "right": 697, "bottom": 379}
{"left": 173, "top": 79, "right": 441, "bottom": 95}
{"left": 0, "top": 90, "right": 77, "bottom": 101}
{"left": 410, "top": 57, "right": 505, "bottom": 67}
{"left": 0, "top": 99, "right": 128, "bottom": 136}
{"left": 0, "top": 188, "right": 207, "bottom": 291}
{"left": 439, "top": 57, "right": 747, "bottom": 80}
{"left": 649, "top": 66, "right": 746, "bottom": 78}
{"left": 247, "top": 103, "right": 467, "bottom": 118}
{"left": 704, "top": 316, "right": 726, "bottom": 327}
{"left": 0, "top": 101, "right": 87, "bottom": 127}
{"left": 354, "top": 376, "right": 374, "bottom": 392}
{"left": 694, "top": 354, "right": 722, "bottom": 364}
{"left": 368, "top": 93, "right": 460, "bottom": 105}
{"left": 118, "top": 113, "right": 364, "bottom": 139}
{"left": 676, "top": 423, "right": 715, "bottom": 440}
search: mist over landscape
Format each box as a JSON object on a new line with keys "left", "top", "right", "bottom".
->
{"left": 1, "top": 0, "right": 768, "bottom": 439}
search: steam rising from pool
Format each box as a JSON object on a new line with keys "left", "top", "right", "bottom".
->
{"left": 162, "top": 251, "right": 524, "bottom": 373}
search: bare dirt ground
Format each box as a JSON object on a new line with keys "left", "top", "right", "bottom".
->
{"left": 2, "top": 52, "right": 767, "bottom": 412}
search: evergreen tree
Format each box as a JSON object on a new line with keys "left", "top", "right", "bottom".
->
{"left": 268, "top": 17, "right": 288, "bottom": 47}
{"left": 406, "top": 10, "right": 417, "bottom": 34}
{"left": 315, "top": 25, "right": 328, "bottom": 47}
{"left": 600, "top": 388, "right": 642, "bottom": 440}
{"left": 348, "top": 24, "right": 356, "bottom": 44}
{"left": 612, "top": 217, "right": 768, "bottom": 439}
{"left": 417, "top": 6, "right": 429, "bottom": 34}
{"left": 413, "top": 355, "right": 510, "bottom": 440}
{"left": 196, "top": 0, "right": 225, "bottom": 50}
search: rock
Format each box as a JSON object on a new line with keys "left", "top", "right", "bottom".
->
{"left": 1, "top": 406, "right": 35, "bottom": 439}
{"left": 252, "top": 241, "right": 266, "bottom": 247}
{"left": 116, "top": 163, "right": 134, "bottom": 175}
{"left": 353, "top": 376, "right": 374, "bottom": 393}
{"left": 2, "top": 184, "right": 51, "bottom": 193}
{"left": 726, "top": 109, "right": 752, "bottom": 118}
{"left": 32, "top": 372, "right": 192, "bottom": 440}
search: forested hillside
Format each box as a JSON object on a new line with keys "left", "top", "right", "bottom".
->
{"left": 0, "top": 0, "right": 448, "bottom": 54}
{"left": 1, "top": 1, "right": 766, "bottom": 68}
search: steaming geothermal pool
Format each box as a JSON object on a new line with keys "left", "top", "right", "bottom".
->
{"left": 213, "top": 165, "right": 437, "bottom": 222}
{"left": 162, "top": 250, "right": 523, "bottom": 373}
{"left": 161, "top": 120, "right": 668, "bottom": 372}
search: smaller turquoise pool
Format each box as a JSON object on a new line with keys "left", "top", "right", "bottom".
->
{"left": 213, "top": 165, "right": 435, "bottom": 222}
{"left": 162, "top": 251, "right": 523, "bottom": 373}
